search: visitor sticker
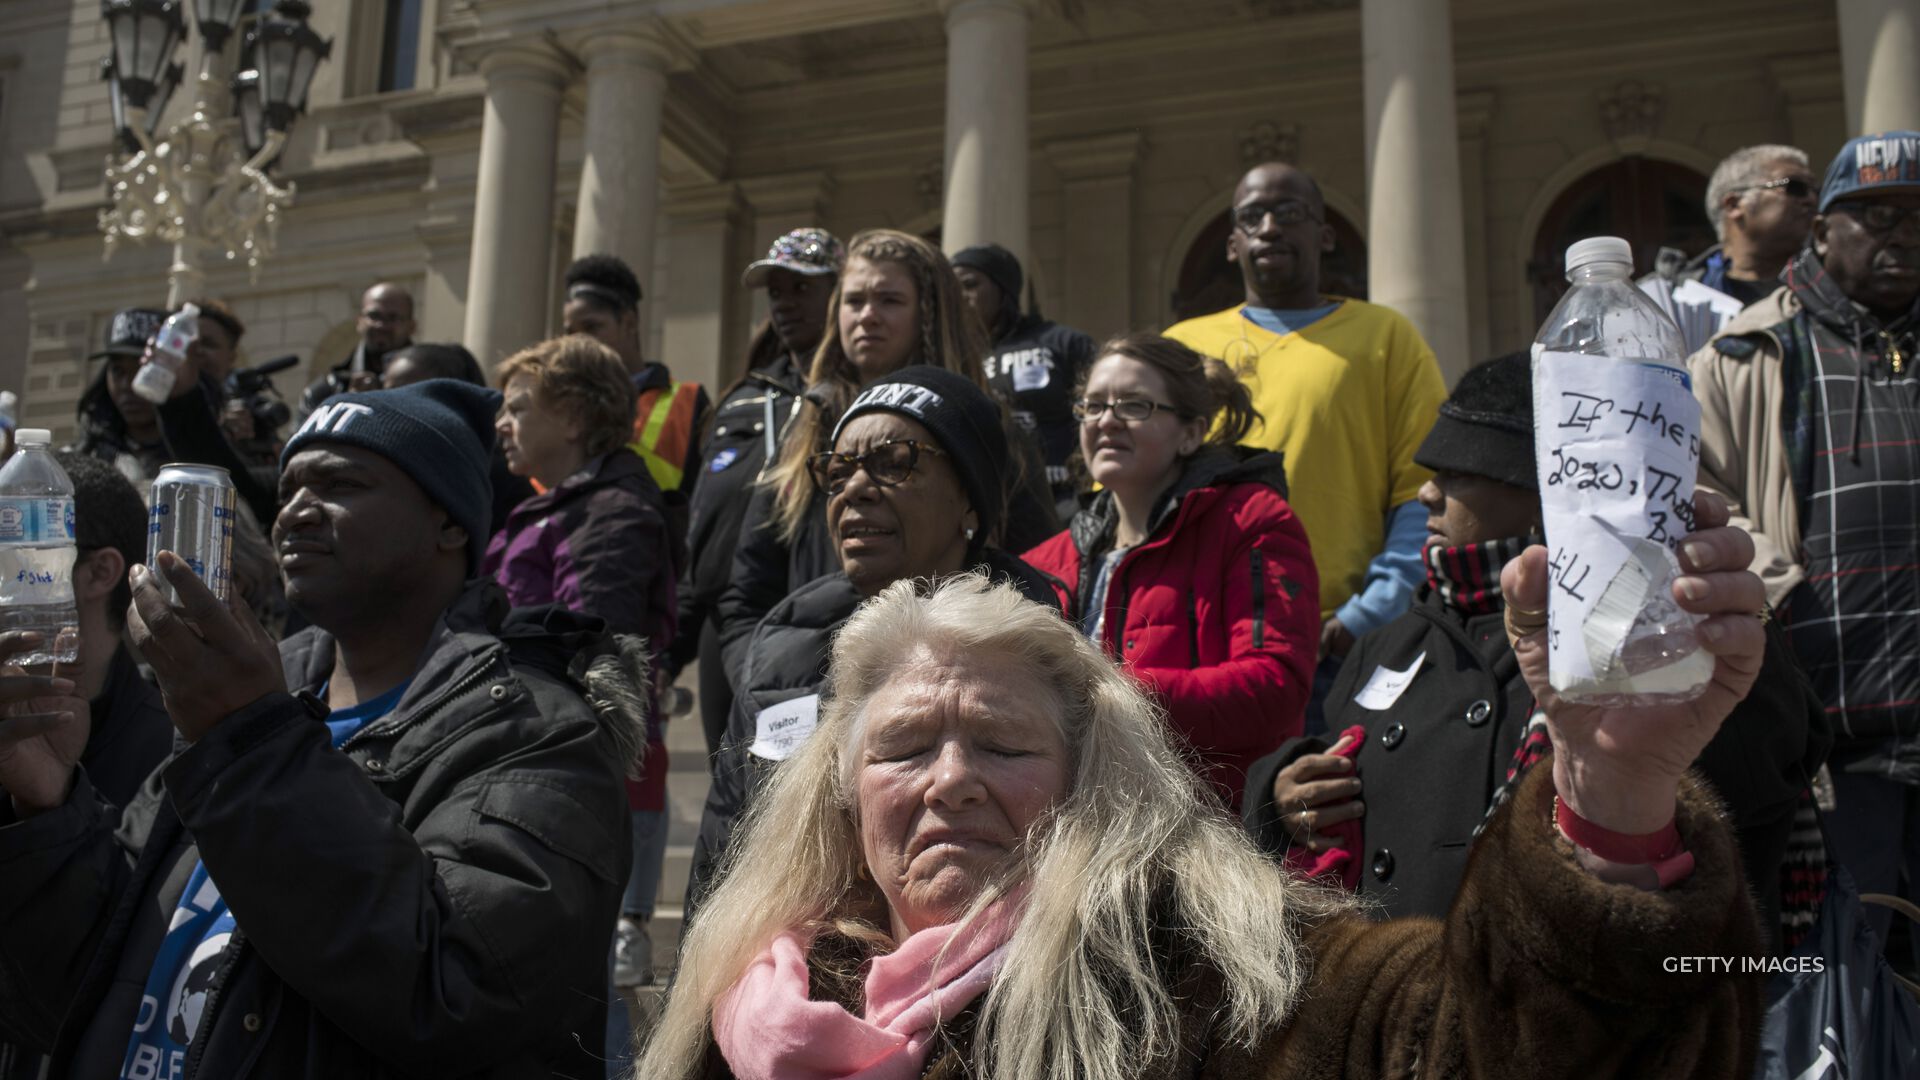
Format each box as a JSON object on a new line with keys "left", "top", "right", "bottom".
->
{"left": 749, "top": 694, "right": 821, "bottom": 762}
{"left": 1353, "top": 652, "right": 1425, "bottom": 711}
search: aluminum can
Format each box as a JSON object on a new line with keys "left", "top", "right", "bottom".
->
{"left": 146, "top": 464, "right": 237, "bottom": 604}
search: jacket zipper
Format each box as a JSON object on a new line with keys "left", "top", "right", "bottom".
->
{"left": 1250, "top": 549, "right": 1267, "bottom": 648}
{"left": 182, "top": 927, "right": 249, "bottom": 1079}
{"left": 339, "top": 650, "right": 506, "bottom": 755}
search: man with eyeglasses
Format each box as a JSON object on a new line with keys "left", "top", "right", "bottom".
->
{"left": 1165, "top": 162, "right": 1446, "bottom": 730}
{"left": 1643, "top": 146, "right": 1819, "bottom": 351}
{"left": 296, "top": 282, "right": 417, "bottom": 424}
{"left": 1691, "top": 131, "right": 1920, "bottom": 967}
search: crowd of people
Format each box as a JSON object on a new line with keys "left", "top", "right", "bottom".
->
{"left": 0, "top": 127, "right": 1914, "bottom": 1078}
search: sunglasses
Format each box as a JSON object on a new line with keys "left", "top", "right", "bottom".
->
{"left": 1232, "top": 201, "right": 1321, "bottom": 232}
{"left": 808, "top": 439, "right": 947, "bottom": 495}
{"left": 1739, "top": 176, "right": 1816, "bottom": 200}
{"left": 1072, "top": 397, "right": 1179, "bottom": 424}
{"left": 1830, "top": 201, "right": 1920, "bottom": 234}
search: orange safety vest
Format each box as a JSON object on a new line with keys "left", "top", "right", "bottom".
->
{"left": 630, "top": 380, "right": 703, "bottom": 493}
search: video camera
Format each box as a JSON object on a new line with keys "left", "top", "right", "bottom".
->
{"left": 226, "top": 354, "right": 300, "bottom": 439}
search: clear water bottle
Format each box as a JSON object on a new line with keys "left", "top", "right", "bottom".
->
{"left": 0, "top": 429, "right": 79, "bottom": 666}
{"left": 132, "top": 303, "right": 199, "bottom": 404}
{"left": 1532, "top": 236, "right": 1713, "bottom": 705}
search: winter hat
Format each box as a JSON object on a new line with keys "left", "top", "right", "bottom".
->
{"left": 281, "top": 378, "right": 502, "bottom": 573}
{"left": 950, "top": 244, "right": 1023, "bottom": 310}
{"left": 1818, "top": 131, "right": 1920, "bottom": 212}
{"left": 1413, "top": 352, "right": 1536, "bottom": 490}
{"left": 832, "top": 365, "right": 1008, "bottom": 548}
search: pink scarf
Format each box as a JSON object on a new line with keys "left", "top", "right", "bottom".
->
{"left": 712, "top": 900, "right": 1022, "bottom": 1080}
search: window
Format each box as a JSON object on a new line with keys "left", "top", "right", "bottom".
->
{"left": 377, "top": 0, "right": 422, "bottom": 93}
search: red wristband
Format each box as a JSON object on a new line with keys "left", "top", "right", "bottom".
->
{"left": 1553, "top": 796, "right": 1694, "bottom": 887}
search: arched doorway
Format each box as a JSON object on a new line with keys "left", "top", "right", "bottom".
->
{"left": 1528, "top": 157, "right": 1713, "bottom": 324}
{"left": 1170, "top": 206, "right": 1368, "bottom": 323}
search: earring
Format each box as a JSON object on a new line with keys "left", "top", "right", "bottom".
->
{"left": 964, "top": 526, "right": 977, "bottom": 541}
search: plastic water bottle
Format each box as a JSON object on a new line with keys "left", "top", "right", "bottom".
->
{"left": 0, "top": 429, "right": 79, "bottom": 666}
{"left": 1532, "top": 237, "right": 1713, "bottom": 705}
{"left": 132, "top": 303, "right": 199, "bottom": 404}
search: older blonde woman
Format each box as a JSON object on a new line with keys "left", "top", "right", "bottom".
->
{"left": 643, "top": 495, "right": 1769, "bottom": 1079}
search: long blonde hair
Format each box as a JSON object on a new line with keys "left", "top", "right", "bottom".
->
{"left": 762, "top": 229, "right": 990, "bottom": 541}
{"left": 636, "top": 576, "right": 1346, "bottom": 1079}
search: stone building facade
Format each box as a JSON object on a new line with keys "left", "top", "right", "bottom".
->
{"left": 2, "top": 0, "right": 1913, "bottom": 441}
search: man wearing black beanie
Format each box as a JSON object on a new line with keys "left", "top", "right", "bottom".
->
{"left": 0, "top": 379, "right": 639, "bottom": 1076}
{"left": 952, "top": 243, "right": 1098, "bottom": 517}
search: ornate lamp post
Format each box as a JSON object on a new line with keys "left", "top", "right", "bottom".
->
{"left": 98, "top": 0, "right": 331, "bottom": 306}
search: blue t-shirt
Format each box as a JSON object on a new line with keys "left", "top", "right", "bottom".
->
{"left": 120, "top": 679, "right": 411, "bottom": 1076}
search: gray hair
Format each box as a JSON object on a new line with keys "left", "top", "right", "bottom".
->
{"left": 637, "top": 575, "right": 1346, "bottom": 1079}
{"left": 1706, "top": 145, "right": 1811, "bottom": 241}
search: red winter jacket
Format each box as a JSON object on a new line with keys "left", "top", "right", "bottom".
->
{"left": 1024, "top": 447, "right": 1319, "bottom": 809}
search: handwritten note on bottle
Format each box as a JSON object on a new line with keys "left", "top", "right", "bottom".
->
{"left": 1531, "top": 350, "right": 1704, "bottom": 693}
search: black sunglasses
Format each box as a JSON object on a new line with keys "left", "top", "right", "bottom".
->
{"left": 1739, "top": 176, "right": 1815, "bottom": 200}
{"left": 808, "top": 439, "right": 947, "bottom": 495}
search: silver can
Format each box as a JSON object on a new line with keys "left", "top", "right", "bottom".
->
{"left": 147, "top": 464, "right": 237, "bottom": 605}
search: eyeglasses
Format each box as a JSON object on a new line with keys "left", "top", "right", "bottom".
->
{"left": 1072, "top": 397, "right": 1179, "bottom": 424}
{"left": 808, "top": 439, "right": 947, "bottom": 495}
{"left": 1830, "top": 201, "right": 1920, "bottom": 234}
{"left": 1737, "top": 176, "right": 1815, "bottom": 200}
{"left": 1232, "top": 201, "right": 1320, "bottom": 232}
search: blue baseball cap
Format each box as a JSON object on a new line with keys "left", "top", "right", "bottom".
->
{"left": 1819, "top": 131, "right": 1920, "bottom": 212}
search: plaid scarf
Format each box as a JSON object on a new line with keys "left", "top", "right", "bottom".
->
{"left": 1422, "top": 535, "right": 1534, "bottom": 617}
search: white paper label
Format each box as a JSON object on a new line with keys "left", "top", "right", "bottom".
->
{"left": 1011, "top": 359, "right": 1051, "bottom": 391}
{"left": 1532, "top": 349, "right": 1703, "bottom": 690}
{"left": 749, "top": 694, "right": 821, "bottom": 762}
{"left": 1353, "top": 652, "right": 1425, "bottom": 711}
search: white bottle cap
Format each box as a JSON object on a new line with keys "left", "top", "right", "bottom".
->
{"left": 15, "top": 428, "right": 51, "bottom": 445}
{"left": 1565, "top": 236, "right": 1633, "bottom": 274}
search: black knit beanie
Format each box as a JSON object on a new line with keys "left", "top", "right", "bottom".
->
{"left": 832, "top": 366, "right": 1008, "bottom": 548}
{"left": 281, "top": 378, "right": 502, "bottom": 573}
{"left": 1413, "top": 352, "right": 1536, "bottom": 490}
{"left": 950, "top": 244, "right": 1023, "bottom": 311}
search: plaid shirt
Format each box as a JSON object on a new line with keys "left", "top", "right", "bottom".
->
{"left": 1777, "top": 251, "right": 1920, "bottom": 774}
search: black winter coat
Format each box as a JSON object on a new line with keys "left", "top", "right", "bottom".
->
{"left": 0, "top": 584, "right": 640, "bottom": 1078}
{"left": 688, "top": 551, "right": 1067, "bottom": 915}
{"left": 669, "top": 355, "right": 805, "bottom": 677}
{"left": 1243, "top": 588, "right": 1828, "bottom": 948}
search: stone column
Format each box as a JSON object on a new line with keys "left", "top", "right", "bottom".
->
{"left": 571, "top": 28, "right": 675, "bottom": 265}
{"left": 1456, "top": 91, "right": 1495, "bottom": 366}
{"left": 940, "top": 0, "right": 1031, "bottom": 262}
{"left": 1362, "top": 0, "right": 1471, "bottom": 383}
{"left": 1043, "top": 132, "right": 1143, "bottom": 340}
{"left": 661, "top": 183, "right": 747, "bottom": 393}
{"left": 463, "top": 43, "right": 568, "bottom": 370}
{"left": 1837, "top": 0, "right": 1920, "bottom": 134}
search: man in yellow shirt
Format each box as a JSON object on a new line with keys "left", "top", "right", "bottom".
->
{"left": 1166, "top": 162, "right": 1447, "bottom": 722}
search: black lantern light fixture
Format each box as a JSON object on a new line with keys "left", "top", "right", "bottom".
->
{"left": 244, "top": 1, "right": 332, "bottom": 133}
{"left": 191, "top": 0, "right": 252, "bottom": 54}
{"left": 100, "top": 0, "right": 186, "bottom": 110}
{"left": 229, "top": 67, "right": 264, "bottom": 157}
{"left": 103, "top": 57, "right": 183, "bottom": 151}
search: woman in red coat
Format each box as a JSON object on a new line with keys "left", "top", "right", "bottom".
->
{"left": 1024, "top": 332, "right": 1319, "bottom": 809}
